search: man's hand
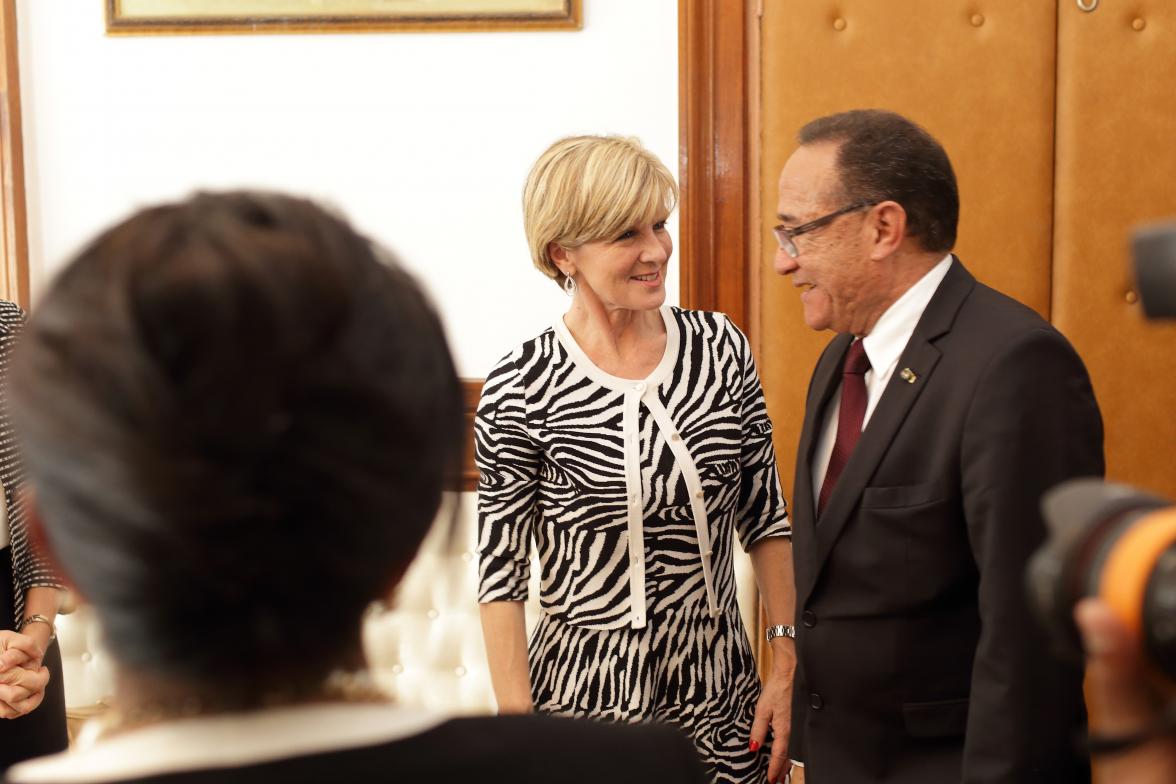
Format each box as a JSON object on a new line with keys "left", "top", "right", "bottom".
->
{"left": 1075, "top": 598, "right": 1176, "bottom": 784}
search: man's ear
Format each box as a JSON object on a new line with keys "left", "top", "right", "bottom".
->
{"left": 21, "top": 488, "right": 81, "bottom": 600}
{"left": 867, "top": 200, "right": 907, "bottom": 260}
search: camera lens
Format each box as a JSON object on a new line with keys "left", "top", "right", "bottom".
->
{"left": 1029, "top": 479, "right": 1176, "bottom": 681}
{"left": 1142, "top": 541, "right": 1176, "bottom": 677}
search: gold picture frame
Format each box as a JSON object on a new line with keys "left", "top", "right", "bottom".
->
{"left": 106, "top": 0, "right": 582, "bottom": 35}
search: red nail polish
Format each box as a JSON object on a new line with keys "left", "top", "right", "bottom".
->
{"left": 749, "top": 740, "right": 760, "bottom": 752}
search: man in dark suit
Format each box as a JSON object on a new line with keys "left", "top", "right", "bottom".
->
{"left": 773, "top": 109, "right": 1103, "bottom": 783}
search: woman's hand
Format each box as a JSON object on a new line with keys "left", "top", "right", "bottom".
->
{"left": 0, "top": 662, "right": 50, "bottom": 718}
{"left": 750, "top": 639, "right": 795, "bottom": 784}
{"left": 0, "top": 630, "right": 50, "bottom": 719}
{"left": 1, "top": 629, "right": 45, "bottom": 672}
{"left": 747, "top": 536, "right": 799, "bottom": 783}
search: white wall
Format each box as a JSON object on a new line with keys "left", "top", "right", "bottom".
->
{"left": 17, "top": 0, "right": 679, "bottom": 377}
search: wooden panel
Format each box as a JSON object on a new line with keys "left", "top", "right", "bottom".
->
{"left": 678, "top": 0, "right": 753, "bottom": 331}
{"left": 1053, "top": 1, "right": 1176, "bottom": 499}
{"left": 460, "top": 379, "right": 482, "bottom": 492}
{"left": 758, "top": 0, "right": 1057, "bottom": 496}
{"left": 0, "top": 0, "right": 30, "bottom": 307}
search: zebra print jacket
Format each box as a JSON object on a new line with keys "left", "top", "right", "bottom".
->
{"left": 1, "top": 299, "right": 62, "bottom": 626}
{"left": 476, "top": 307, "right": 789, "bottom": 630}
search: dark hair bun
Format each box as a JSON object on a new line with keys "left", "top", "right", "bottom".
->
{"left": 13, "top": 192, "right": 464, "bottom": 696}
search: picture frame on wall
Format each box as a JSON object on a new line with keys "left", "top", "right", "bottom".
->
{"left": 106, "top": 0, "right": 582, "bottom": 35}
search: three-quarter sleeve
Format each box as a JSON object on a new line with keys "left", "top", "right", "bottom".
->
{"left": 476, "top": 353, "right": 541, "bottom": 603}
{"left": 727, "top": 319, "right": 791, "bottom": 550}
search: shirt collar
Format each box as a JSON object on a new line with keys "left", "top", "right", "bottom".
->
{"left": 861, "top": 254, "right": 953, "bottom": 373}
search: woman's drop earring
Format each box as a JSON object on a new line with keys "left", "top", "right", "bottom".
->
{"left": 564, "top": 275, "right": 577, "bottom": 296}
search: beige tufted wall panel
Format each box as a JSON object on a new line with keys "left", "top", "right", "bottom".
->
{"left": 1053, "top": 0, "right": 1176, "bottom": 498}
{"left": 758, "top": 0, "right": 1057, "bottom": 497}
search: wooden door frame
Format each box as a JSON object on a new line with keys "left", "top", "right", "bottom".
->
{"left": 0, "top": 0, "right": 30, "bottom": 308}
{"left": 678, "top": 0, "right": 757, "bottom": 338}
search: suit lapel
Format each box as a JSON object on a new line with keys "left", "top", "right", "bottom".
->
{"left": 807, "top": 258, "right": 977, "bottom": 590}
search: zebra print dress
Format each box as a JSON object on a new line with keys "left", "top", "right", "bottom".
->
{"left": 477, "top": 306, "right": 790, "bottom": 784}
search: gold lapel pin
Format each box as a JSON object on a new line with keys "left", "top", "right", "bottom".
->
{"left": 900, "top": 368, "right": 918, "bottom": 384}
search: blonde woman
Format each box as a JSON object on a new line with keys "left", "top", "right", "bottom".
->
{"left": 478, "top": 136, "right": 797, "bottom": 784}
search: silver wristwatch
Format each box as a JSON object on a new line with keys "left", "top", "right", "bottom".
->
{"left": 765, "top": 624, "right": 796, "bottom": 642}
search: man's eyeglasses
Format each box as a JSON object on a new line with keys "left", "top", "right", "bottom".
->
{"left": 773, "top": 200, "right": 876, "bottom": 258}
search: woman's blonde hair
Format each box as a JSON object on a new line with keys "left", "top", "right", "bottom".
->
{"left": 522, "top": 135, "right": 679, "bottom": 285}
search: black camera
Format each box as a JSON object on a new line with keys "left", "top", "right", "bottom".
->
{"left": 1134, "top": 221, "right": 1176, "bottom": 318}
{"left": 1028, "top": 479, "right": 1176, "bottom": 682}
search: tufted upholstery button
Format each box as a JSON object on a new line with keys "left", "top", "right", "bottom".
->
{"left": 802, "top": 610, "right": 818, "bottom": 628}
{"left": 832, "top": 17, "right": 847, "bottom": 32}
{"left": 426, "top": 609, "right": 439, "bottom": 620}
{"left": 1132, "top": 18, "right": 1146, "bottom": 32}
{"left": 809, "top": 692, "right": 824, "bottom": 710}
{"left": 1125, "top": 290, "right": 1139, "bottom": 304}
{"left": 971, "top": 14, "right": 984, "bottom": 28}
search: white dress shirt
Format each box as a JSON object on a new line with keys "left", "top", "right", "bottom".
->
{"left": 812, "top": 255, "right": 953, "bottom": 501}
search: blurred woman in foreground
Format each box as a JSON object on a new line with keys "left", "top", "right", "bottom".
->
{"left": 4, "top": 191, "right": 704, "bottom": 784}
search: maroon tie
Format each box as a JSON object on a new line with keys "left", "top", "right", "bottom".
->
{"left": 817, "top": 339, "right": 871, "bottom": 518}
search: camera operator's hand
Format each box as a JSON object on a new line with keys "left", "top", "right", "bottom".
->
{"left": 1075, "top": 598, "right": 1176, "bottom": 783}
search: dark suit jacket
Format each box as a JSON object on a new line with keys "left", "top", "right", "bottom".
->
{"left": 788, "top": 259, "right": 1103, "bottom": 783}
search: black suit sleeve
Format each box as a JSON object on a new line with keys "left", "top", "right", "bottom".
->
{"left": 959, "top": 327, "right": 1103, "bottom": 783}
